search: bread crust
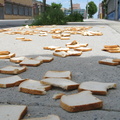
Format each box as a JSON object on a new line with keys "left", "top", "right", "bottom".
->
{"left": 0, "top": 79, "right": 27, "bottom": 88}
{"left": 19, "top": 87, "right": 46, "bottom": 95}
{"left": 98, "top": 60, "right": 119, "bottom": 66}
{"left": 19, "top": 106, "right": 27, "bottom": 120}
{"left": 0, "top": 66, "right": 27, "bottom": 74}
{"left": 104, "top": 45, "right": 119, "bottom": 48}
{"left": 0, "top": 51, "right": 10, "bottom": 55}
{"left": 78, "top": 89, "right": 107, "bottom": 95}
{"left": 0, "top": 53, "right": 15, "bottom": 59}
{"left": 19, "top": 61, "right": 42, "bottom": 67}
{"left": 60, "top": 99, "right": 103, "bottom": 112}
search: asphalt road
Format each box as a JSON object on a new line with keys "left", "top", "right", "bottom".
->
{"left": 0, "top": 19, "right": 120, "bottom": 120}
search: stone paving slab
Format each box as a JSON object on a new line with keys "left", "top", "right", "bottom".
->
{"left": 0, "top": 19, "right": 120, "bottom": 120}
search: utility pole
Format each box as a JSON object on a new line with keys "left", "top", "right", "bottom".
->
{"left": 86, "top": 0, "right": 88, "bottom": 19}
{"left": 70, "top": 0, "right": 73, "bottom": 14}
{"left": 43, "top": 0, "right": 46, "bottom": 13}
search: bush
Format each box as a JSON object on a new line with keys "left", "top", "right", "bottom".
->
{"left": 32, "top": 4, "right": 67, "bottom": 25}
{"left": 66, "top": 12, "right": 84, "bottom": 22}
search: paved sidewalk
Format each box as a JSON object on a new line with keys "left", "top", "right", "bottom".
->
{"left": 0, "top": 19, "right": 120, "bottom": 120}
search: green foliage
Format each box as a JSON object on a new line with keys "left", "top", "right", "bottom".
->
{"left": 32, "top": 3, "right": 67, "bottom": 25}
{"left": 66, "top": 12, "right": 84, "bottom": 22}
{"left": 86, "top": 1, "right": 97, "bottom": 18}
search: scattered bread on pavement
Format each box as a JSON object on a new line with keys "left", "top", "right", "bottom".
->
{"left": 10, "top": 56, "right": 27, "bottom": 63}
{"left": 43, "top": 70, "right": 72, "bottom": 79}
{"left": 35, "top": 56, "right": 54, "bottom": 62}
{"left": 74, "top": 47, "right": 92, "bottom": 52}
{"left": 60, "top": 91, "right": 103, "bottom": 112}
{"left": 19, "top": 79, "right": 52, "bottom": 95}
{"left": 22, "top": 114, "right": 61, "bottom": 120}
{"left": 104, "top": 45, "right": 119, "bottom": 48}
{"left": 53, "top": 93, "right": 65, "bottom": 100}
{"left": 60, "top": 37, "right": 70, "bottom": 40}
{"left": 43, "top": 46, "right": 61, "bottom": 50}
{"left": 98, "top": 58, "right": 120, "bottom": 66}
{"left": 0, "top": 53, "right": 15, "bottom": 59}
{"left": 0, "top": 75, "right": 27, "bottom": 88}
{"left": 78, "top": 81, "right": 116, "bottom": 95}
{"left": 0, "top": 66, "right": 27, "bottom": 74}
{"left": 0, "top": 51, "right": 10, "bottom": 55}
{"left": 19, "top": 59, "right": 42, "bottom": 67}
{"left": 55, "top": 48, "right": 69, "bottom": 52}
{"left": 53, "top": 51, "right": 68, "bottom": 57}
{"left": 40, "top": 78, "right": 79, "bottom": 90}
{"left": 16, "top": 37, "right": 25, "bottom": 40}
{"left": 0, "top": 105, "right": 27, "bottom": 120}
{"left": 67, "top": 51, "right": 82, "bottom": 56}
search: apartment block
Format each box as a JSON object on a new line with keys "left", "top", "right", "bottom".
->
{"left": 0, "top": 0, "right": 33, "bottom": 19}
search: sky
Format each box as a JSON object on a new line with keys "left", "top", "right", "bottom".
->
{"left": 38, "top": 0, "right": 103, "bottom": 18}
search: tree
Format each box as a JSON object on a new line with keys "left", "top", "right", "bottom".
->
{"left": 86, "top": 1, "right": 97, "bottom": 18}
{"left": 70, "top": 0, "right": 73, "bottom": 14}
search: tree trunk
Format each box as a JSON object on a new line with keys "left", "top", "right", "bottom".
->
{"left": 70, "top": 0, "right": 73, "bottom": 14}
{"left": 43, "top": 0, "right": 46, "bottom": 12}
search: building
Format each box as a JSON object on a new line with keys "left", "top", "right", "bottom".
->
{"left": 106, "top": 0, "right": 120, "bottom": 20}
{"left": 73, "top": 4, "right": 80, "bottom": 9}
{"left": 33, "top": 0, "right": 50, "bottom": 17}
{"left": 0, "top": 0, "right": 33, "bottom": 19}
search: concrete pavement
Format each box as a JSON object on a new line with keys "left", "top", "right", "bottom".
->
{"left": 0, "top": 19, "right": 120, "bottom": 120}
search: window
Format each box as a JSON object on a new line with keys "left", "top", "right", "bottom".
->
{"left": 13, "top": 4, "right": 18, "bottom": 15}
{"left": 5, "top": 3, "right": 12, "bottom": 14}
{"left": 19, "top": 5, "right": 25, "bottom": 15}
{"left": 28, "top": 7, "right": 32, "bottom": 16}
{"left": 25, "top": 7, "right": 29, "bottom": 16}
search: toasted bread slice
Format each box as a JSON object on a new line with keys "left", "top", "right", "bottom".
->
{"left": 0, "top": 105, "right": 27, "bottom": 120}
{"left": 0, "top": 53, "right": 15, "bottom": 59}
{"left": 78, "top": 81, "right": 116, "bottom": 95}
{"left": 43, "top": 46, "right": 61, "bottom": 50}
{"left": 67, "top": 51, "right": 82, "bottom": 56}
{"left": 10, "top": 56, "right": 27, "bottom": 63}
{"left": 60, "top": 91, "right": 103, "bottom": 112}
{"left": 40, "top": 78, "right": 79, "bottom": 90}
{"left": 19, "top": 79, "right": 51, "bottom": 95}
{"left": 19, "top": 59, "right": 42, "bottom": 67}
{"left": 0, "top": 51, "right": 10, "bottom": 55}
{"left": 53, "top": 93, "right": 65, "bottom": 99}
{"left": 22, "top": 115, "right": 61, "bottom": 120}
{"left": 35, "top": 56, "right": 54, "bottom": 62}
{"left": 0, "top": 66, "right": 27, "bottom": 74}
{"left": 55, "top": 48, "right": 69, "bottom": 52}
{"left": 98, "top": 58, "right": 120, "bottom": 66}
{"left": 43, "top": 70, "right": 72, "bottom": 79}
{"left": 74, "top": 47, "right": 92, "bottom": 52}
{"left": 53, "top": 51, "right": 68, "bottom": 57}
{"left": 0, "top": 75, "right": 27, "bottom": 88}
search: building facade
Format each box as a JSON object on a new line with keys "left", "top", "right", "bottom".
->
{"left": 106, "top": 0, "right": 120, "bottom": 20}
{"left": 0, "top": 0, "right": 33, "bottom": 19}
{"left": 73, "top": 4, "right": 80, "bottom": 9}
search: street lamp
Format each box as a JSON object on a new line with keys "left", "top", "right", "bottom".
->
{"left": 86, "top": 0, "right": 89, "bottom": 19}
